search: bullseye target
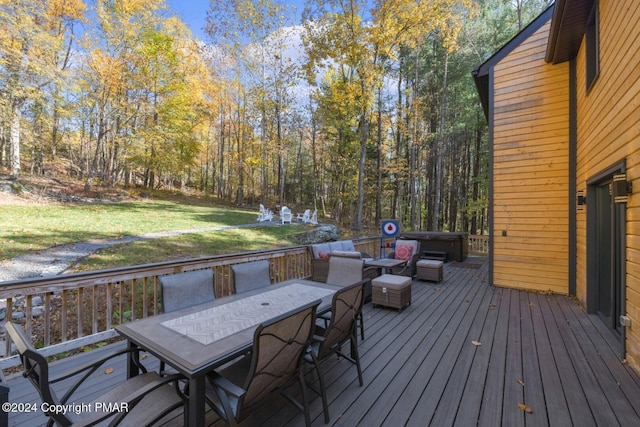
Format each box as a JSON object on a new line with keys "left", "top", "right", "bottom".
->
{"left": 381, "top": 219, "right": 400, "bottom": 237}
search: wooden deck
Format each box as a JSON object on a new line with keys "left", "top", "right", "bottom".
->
{"left": 5, "top": 256, "right": 640, "bottom": 426}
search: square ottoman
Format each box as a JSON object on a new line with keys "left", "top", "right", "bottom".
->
{"left": 416, "top": 259, "right": 444, "bottom": 282}
{"left": 372, "top": 274, "right": 412, "bottom": 311}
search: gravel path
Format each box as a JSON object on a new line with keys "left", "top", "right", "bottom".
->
{"left": 0, "top": 221, "right": 290, "bottom": 282}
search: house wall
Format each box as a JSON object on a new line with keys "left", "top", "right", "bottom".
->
{"left": 574, "top": 0, "right": 640, "bottom": 372}
{"left": 492, "top": 21, "right": 570, "bottom": 293}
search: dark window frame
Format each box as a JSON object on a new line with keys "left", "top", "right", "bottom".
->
{"left": 586, "top": 0, "right": 600, "bottom": 92}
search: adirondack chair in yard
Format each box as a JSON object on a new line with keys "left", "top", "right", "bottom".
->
{"left": 297, "top": 209, "right": 311, "bottom": 222}
{"left": 257, "top": 204, "right": 273, "bottom": 222}
{"left": 306, "top": 209, "right": 318, "bottom": 225}
{"left": 281, "top": 206, "right": 292, "bottom": 224}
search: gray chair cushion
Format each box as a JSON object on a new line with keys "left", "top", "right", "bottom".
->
{"left": 160, "top": 270, "right": 215, "bottom": 313}
{"left": 312, "top": 243, "right": 331, "bottom": 259}
{"left": 232, "top": 260, "right": 271, "bottom": 293}
{"left": 330, "top": 250, "right": 362, "bottom": 259}
{"left": 326, "top": 257, "right": 364, "bottom": 286}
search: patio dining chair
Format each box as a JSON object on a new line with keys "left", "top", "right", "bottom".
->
{"left": 325, "top": 256, "right": 373, "bottom": 339}
{"left": 305, "top": 280, "right": 365, "bottom": 424}
{"left": 205, "top": 300, "right": 320, "bottom": 427}
{"left": 160, "top": 269, "right": 216, "bottom": 313}
{"left": 160, "top": 269, "right": 216, "bottom": 373}
{"left": 5, "top": 321, "right": 186, "bottom": 427}
{"left": 232, "top": 260, "right": 271, "bottom": 294}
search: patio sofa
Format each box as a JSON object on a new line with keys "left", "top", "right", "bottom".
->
{"left": 309, "top": 240, "right": 374, "bottom": 282}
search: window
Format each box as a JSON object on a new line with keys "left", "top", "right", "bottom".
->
{"left": 586, "top": 1, "right": 599, "bottom": 91}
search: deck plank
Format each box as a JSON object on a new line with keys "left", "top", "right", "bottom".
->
{"left": 548, "top": 296, "right": 620, "bottom": 426}
{"left": 477, "top": 286, "right": 511, "bottom": 426}
{"left": 5, "top": 256, "right": 640, "bottom": 427}
{"left": 453, "top": 287, "right": 504, "bottom": 427}
{"left": 527, "top": 292, "right": 571, "bottom": 427}
{"left": 501, "top": 289, "right": 525, "bottom": 427}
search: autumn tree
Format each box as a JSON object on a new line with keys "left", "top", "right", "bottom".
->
{"left": 206, "top": 0, "right": 300, "bottom": 206}
{"left": 303, "top": 0, "right": 475, "bottom": 231}
{"left": 78, "top": 0, "right": 208, "bottom": 190}
{"left": 0, "top": 0, "right": 85, "bottom": 175}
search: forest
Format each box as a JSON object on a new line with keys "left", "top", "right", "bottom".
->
{"left": 0, "top": 0, "right": 552, "bottom": 233}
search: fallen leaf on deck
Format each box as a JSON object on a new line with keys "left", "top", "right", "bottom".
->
{"left": 517, "top": 379, "right": 525, "bottom": 386}
{"left": 471, "top": 341, "right": 482, "bottom": 346}
{"left": 104, "top": 367, "right": 114, "bottom": 375}
{"left": 518, "top": 403, "right": 533, "bottom": 413}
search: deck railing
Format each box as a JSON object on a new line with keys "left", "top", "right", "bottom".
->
{"left": 468, "top": 234, "right": 489, "bottom": 255}
{"left": 0, "top": 235, "right": 489, "bottom": 368}
{"left": 0, "top": 238, "right": 380, "bottom": 368}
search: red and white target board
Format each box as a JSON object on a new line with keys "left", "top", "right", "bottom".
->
{"left": 380, "top": 220, "right": 399, "bottom": 257}
{"left": 381, "top": 219, "right": 400, "bottom": 237}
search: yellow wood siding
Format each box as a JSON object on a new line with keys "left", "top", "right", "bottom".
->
{"left": 574, "top": 0, "right": 640, "bottom": 374}
{"left": 492, "top": 20, "right": 570, "bottom": 293}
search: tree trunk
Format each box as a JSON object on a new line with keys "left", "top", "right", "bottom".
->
{"left": 355, "top": 113, "right": 368, "bottom": 232}
{"left": 375, "top": 87, "right": 383, "bottom": 226}
{"left": 10, "top": 100, "right": 22, "bottom": 176}
{"left": 409, "top": 43, "right": 420, "bottom": 229}
{"left": 432, "top": 50, "right": 449, "bottom": 231}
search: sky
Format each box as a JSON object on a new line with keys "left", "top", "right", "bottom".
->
{"left": 165, "top": 0, "right": 306, "bottom": 43}
{"left": 166, "top": 0, "right": 211, "bottom": 42}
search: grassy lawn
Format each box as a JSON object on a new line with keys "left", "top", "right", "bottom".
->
{"left": 0, "top": 199, "right": 276, "bottom": 260}
{"left": 71, "top": 225, "right": 304, "bottom": 272}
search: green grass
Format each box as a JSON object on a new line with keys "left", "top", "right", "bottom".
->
{"left": 0, "top": 199, "right": 261, "bottom": 260}
{"left": 71, "top": 226, "right": 303, "bottom": 272}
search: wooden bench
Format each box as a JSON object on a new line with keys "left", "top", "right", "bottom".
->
{"left": 421, "top": 250, "right": 447, "bottom": 261}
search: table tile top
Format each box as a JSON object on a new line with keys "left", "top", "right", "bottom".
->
{"left": 161, "top": 283, "right": 334, "bottom": 345}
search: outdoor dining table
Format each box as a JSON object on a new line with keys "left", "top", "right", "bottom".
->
{"left": 115, "top": 278, "right": 340, "bottom": 427}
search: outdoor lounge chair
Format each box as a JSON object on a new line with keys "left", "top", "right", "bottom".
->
{"left": 5, "top": 321, "right": 186, "bottom": 427}
{"left": 160, "top": 269, "right": 216, "bottom": 313}
{"left": 205, "top": 300, "right": 320, "bottom": 427}
{"left": 306, "top": 209, "right": 318, "bottom": 225}
{"left": 297, "top": 209, "right": 311, "bottom": 222}
{"left": 305, "top": 281, "right": 365, "bottom": 424}
{"left": 232, "top": 260, "right": 271, "bottom": 293}
{"left": 280, "top": 206, "right": 292, "bottom": 224}
{"left": 257, "top": 204, "right": 273, "bottom": 222}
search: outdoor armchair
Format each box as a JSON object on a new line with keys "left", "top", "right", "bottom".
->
{"left": 5, "top": 321, "right": 186, "bottom": 427}
{"left": 205, "top": 300, "right": 320, "bottom": 427}
{"left": 297, "top": 209, "right": 311, "bottom": 222}
{"left": 388, "top": 239, "right": 421, "bottom": 277}
{"left": 305, "top": 280, "right": 365, "bottom": 424}
{"left": 280, "top": 206, "right": 293, "bottom": 224}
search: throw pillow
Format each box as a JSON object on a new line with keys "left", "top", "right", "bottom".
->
{"left": 319, "top": 251, "right": 330, "bottom": 260}
{"left": 395, "top": 245, "right": 413, "bottom": 261}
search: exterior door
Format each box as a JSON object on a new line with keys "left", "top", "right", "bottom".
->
{"left": 588, "top": 170, "right": 626, "bottom": 356}
{"left": 594, "top": 182, "right": 619, "bottom": 331}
